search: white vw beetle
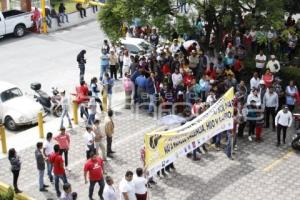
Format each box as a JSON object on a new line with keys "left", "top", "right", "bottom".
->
{"left": 0, "top": 81, "right": 44, "bottom": 131}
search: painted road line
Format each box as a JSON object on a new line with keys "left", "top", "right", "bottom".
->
{"left": 263, "top": 149, "right": 295, "bottom": 172}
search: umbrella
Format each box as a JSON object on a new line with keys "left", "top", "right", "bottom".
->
{"left": 158, "top": 115, "right": 186, "bottom": 126}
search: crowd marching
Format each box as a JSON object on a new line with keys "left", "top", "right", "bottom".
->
{"left": 6, "top": 14, "right": 300, "bottom": 200}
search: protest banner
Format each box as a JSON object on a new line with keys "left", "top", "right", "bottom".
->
{"left": 144, "top": 88, "right": 234, "bottom": 177}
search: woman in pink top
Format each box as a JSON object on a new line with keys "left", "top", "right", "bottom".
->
{"left": 54, "top": 127, "right": 70, "bottom": 171}
{"left": 32, "top": 7, "right": 41, "bottom": 33}
{"left": 262, "top": 69, "right": 274, "bottom": 88}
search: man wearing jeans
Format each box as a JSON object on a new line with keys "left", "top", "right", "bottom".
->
{"left": 43, "top": 132, "right": 54, "bottom": 183}
{"left": 54, "top": 127, "right": 71, "bottom": 171}
{"left": 84, "top": 152, "right": 105, "bottom": 200}
{"left": 49, "top": 144, "right": 68, "bottom": 198}
{"left": 275, "top": 105, "right": 293, "bottom": 146}
{"left": 35, "top": 142, "right": 49, "bottom": 192}
{"left": 60, "top": 90, "right": 73, "bottom": 129}
{"left": 146, "top": 72, "right": 156, "bottom": 115}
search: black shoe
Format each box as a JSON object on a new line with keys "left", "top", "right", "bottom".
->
{"left": 149, "top": 180, "right": 157, "bottom": 185}
{"left": 162, "top": 172, "right": 167, "bottom": 177}
{"left": 107, "top": 154, "right": 114, "bottom": 158}
{"left": 15, "top": 189, "right": 22, "bottom": 193}
{"left": 40, "top": 188, "right": 48, "bottom": 192}
{"left": 110, "top": 151, "right": 116, "bottom": 154}
{"left": 43, "top": 184, "right": 49, "bottom": 188}
{"left": 50, "top": 178, "right": 53, "bottom": 183}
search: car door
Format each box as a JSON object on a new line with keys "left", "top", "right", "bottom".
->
{"left": 0, "top": 13, "right": 5, "bottom": 36}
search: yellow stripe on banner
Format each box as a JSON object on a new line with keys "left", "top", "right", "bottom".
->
{"left": 263, "top": 149, "right": 295, "bottom": 172}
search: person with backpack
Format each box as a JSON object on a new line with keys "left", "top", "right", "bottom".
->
{"left": 77, "top": 50, "right": 87, "bottom": 83}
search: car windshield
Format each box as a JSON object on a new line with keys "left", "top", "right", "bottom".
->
{"left": 139, "top": 42, "right": 151, "bottom": 51}
{"left": 1, "top": 87, "right": 23, "bottom": 102}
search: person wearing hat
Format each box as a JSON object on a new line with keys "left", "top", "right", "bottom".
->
{"left": 275, "top": 105, "right": 293, "bottom": 146}
{"left": 266, "top": 55, "right": 280, "bottom": 73}
{"left": 60, "top": 90, "right": 73, "bottom": 129}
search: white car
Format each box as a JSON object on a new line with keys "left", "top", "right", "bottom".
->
{"left": 0, "top": 10, "right": 33, "bottom": 37}
{"left": 120, "top": 37, "right": 152, "bottom": 55}
{"left": 0, "top": 81, "right": 44, "bottom": 131}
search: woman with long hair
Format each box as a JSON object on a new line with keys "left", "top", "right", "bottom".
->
{"left": 8, "top": 148, "right": 22, "bottom": 193}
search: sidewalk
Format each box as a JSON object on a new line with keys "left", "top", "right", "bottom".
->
{"left": 0, "top": 90, "right": 125, "bottom": 159}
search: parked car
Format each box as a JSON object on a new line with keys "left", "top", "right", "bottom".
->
{"left": 0, "top": 10, "right": 33, "bottom": 38}
{"left": 119, "top": 37, "right": 152, "bottom": 56}
{"left": 0, "top": 81, "right": 44, "bottom": 131}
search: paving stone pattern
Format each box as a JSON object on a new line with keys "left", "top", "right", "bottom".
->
{"left": 0, "top": 108, "right": 300, "bottom": 200}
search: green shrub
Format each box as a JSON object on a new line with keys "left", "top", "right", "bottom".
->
{"left": 0, "top": 187, "right": 14, "bottom": 200}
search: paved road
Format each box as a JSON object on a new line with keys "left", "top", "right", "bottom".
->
{"left": 0, "top": 21, "right": 124, "bottom": 136}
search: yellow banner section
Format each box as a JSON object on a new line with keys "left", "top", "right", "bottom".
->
{"left": 144, "top": 88, "right": 234, "bottom": 177}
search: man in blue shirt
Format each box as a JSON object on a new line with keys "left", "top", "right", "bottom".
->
{"left": 146, "top": 72, "right": 156, "bottom": 114}
{"left": 135, "top": 72, "right": 147, "bottom": 105}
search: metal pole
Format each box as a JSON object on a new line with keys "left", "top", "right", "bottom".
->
{"left": 40, "top": 0, "right": 47, "bottom": 33}
{"left": 38, "top": 112, "right": 44, "bottom": 138}
{"left": 73, "top": 101, "right": 79, "bottom": 125}
{"left": 0, "top": 124, "right": 7, "bottom": 154}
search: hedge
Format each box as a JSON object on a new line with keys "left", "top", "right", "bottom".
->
{"left": 0, "top": 186, "right": 14, "bottom": 200}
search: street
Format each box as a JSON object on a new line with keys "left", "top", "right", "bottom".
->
{"left": 0, "top": 20, "right": 124, "bottom": 136}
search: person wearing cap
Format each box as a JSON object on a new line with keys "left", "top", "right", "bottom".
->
{"left": 255, "top": 50, "right": 266, "bottom": 77}
{"left": 266, "top": 55, "right": 280, "bottom": 73}
{"left": 60, "top": 90, "right": 73, "bottom": 129}
{"left": 109, "top": 50, "right": 118, "bottom": 80}
{"left": 54, "top": 127, "right": 71, "bottom": 171}
{"left": 275, "top": 105, "right": 293, "bottom": 146}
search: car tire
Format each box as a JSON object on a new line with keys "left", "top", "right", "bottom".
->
{"left": 5, "top": 116, "right": 18, "bottom": 131}
{"left": 53, "top": 105, "right": 63, "bottom": 117}
{"left": 14, "top": 24, "right": 26, "bottom": 37}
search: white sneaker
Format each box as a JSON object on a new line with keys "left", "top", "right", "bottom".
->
{"left": 248, "top": 136, "right": 252, "bottom": 141}
{"left": 104, "top": 157, "right": 111, "bottom": 161}
{"left": 200, "top": 147, "right": 206, "bottom": 154}
{"left": 66, "top": 167, "right": 71, "bottom": 171}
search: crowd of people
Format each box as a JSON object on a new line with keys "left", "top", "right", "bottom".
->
{"left": 5, "top": 11, "right": 300, "bottom": 200}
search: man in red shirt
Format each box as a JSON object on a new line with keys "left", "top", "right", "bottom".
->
{"left": 75, "top": 81, "right": 90, "bottom": 119}
{"left": 49, "top": 144, "right": 68, "bottom": 198}
{"left": 54, "top": 127, "right": 71, "bottom": 171}
{"left": 84, "top": 152, "right": 105, "bottom": 200}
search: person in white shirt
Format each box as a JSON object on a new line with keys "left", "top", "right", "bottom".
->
{"left": 84, "top": 126, "right": 95, "bottom": 159}
{"left": 206, "top": 91, "right": 216, "bottom": 106}
{"left": 43, "top": 132, "right": 54, "bottom": 183}
{"left": 263, "top": 87, "right": 278, "bottom": 130}
{"left": 60, "top": 90, "right": 73, "bottom": 129}
{"left": 119, "top": 171, "right": 136, "bottom": 200}
{"left": 103, "top": 176, "right": 118, "bottom": 200}
{"left": 247, "top": 89, "right": 261, "bottom": 106}
{"left": 170, "top": 39, "right": 180, "bottom": 56}
{"left": 133, "top": 168, "right": 147, "bottom": 200}
{"left": 266, "top": 55, "right": 280, "bottom": 73}
{"left": 123, "top": 50, "right": 131, "bottom": 78}
{"left": 250, "top": 72, "right": 260, "bottom": 90}
{"left": 275, "top": 105, "right": 293, "bottom": 146}
{"left": 171, "top": 68, "right": 183, "bottom": 89}
{"left": 255, "top": 50, "right": 266, "bottom": 76}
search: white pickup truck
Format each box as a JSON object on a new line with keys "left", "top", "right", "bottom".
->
{"left": 0, "top": 10, "right": 33, "bottom": 37}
